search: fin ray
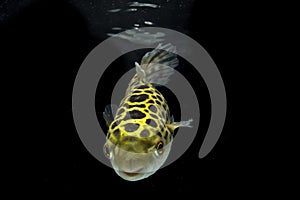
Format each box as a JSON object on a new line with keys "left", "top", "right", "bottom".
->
{"left": 168, "top": 118, "right": 193, "bottom": 131}
{"left": 103, "top": 104, "right": 118, "bottom": 127}
{"left": 135, "top": 43, "right": 179, "bottom": 85}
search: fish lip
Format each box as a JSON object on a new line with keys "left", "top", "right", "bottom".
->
{"left": 123, "top": 172, "right": 140, "bottom": 177}
{"left": 120, "top": 168, "right": 144, "bottom": 177}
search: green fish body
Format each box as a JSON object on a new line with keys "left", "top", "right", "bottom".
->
{"left": 103, "top": 44, "right": 192, "bottom": 181}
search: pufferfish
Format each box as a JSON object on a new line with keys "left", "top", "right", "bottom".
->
{"left": 103, "top": 43, "right": 193, "bottom": 181}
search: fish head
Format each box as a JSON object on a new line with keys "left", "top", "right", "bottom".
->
{"left": 103, "top": 136, "right": 172, "bottom": 181}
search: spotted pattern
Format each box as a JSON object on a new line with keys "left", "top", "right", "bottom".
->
{"left": 113, "top": 129, "right": 120, "bottom": 139}
{"left": 107, "top": 83, "right": 173, "bottom": 151}
{"left": 128, "top": 110, "right": 146, "bottom": 119}
{"left": 147, "top": 100, "right": 154, "bottom": 104}
{"left": 129, "top": 94, "right": 149, "bottom": 102}
{"left": 140, "top": 129, "right": 150, "bottom": 138}
{"left": 123, "top": 123, "right": 140, "bottom": 132}
{"left": 149, "top": 105, "right": 157, "bottom": 112}
{"left": 146, "top": 118, "right": 157, "bottom": 128}
{"left": 144, "top": 90, "right": 153, "bottom": 94}
{"left": 156, "top": 95, "right": 163, "bottom": 102}
{"left": 128, "top": 104, "right": 146, "bottom": 108}
{"left": 137, "top": 85, "right": 149, "bottom": 89}
{"left": 150, "top": 113, "right": 158, "bottom": 119}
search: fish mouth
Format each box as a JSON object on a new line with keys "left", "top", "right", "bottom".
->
{"left": 120, "top": 168, "right": 144, "bottom": 177}
{"left": 123, "top": 172, "right": 140, "bottom": 177}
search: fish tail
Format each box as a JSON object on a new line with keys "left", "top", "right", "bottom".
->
{"left": 135, "top": 43, "right": 179, "bottom": 85}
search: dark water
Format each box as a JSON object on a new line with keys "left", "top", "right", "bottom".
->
{"left": 0, "top": 0, "right": 267, "bottom": 197}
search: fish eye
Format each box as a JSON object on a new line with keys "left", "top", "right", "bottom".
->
{"left": 103, "top": 143, "right": 112, "bottom": 160}
{"left": 154, "top": 141, "right": 164, "bottom": 157}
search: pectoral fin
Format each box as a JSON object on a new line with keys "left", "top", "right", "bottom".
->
{"left": 103, "top": 104, "right": 118, "bottom": 127}
{"left": 167, "top": 118, "right": 193, "bottom": 132}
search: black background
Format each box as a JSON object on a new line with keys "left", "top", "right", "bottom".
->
{"left": 0, "top": 0, "right": 272, "bottom": 197}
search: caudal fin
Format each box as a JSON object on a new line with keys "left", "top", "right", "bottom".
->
{"left": 135, "top": 43, "right": 179, "bottom": 85}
